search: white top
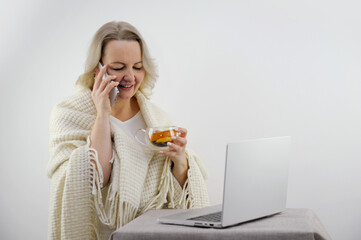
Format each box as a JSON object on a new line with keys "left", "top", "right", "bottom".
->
{"left": 110, "top": 111, "right": 147, "bottom": 144}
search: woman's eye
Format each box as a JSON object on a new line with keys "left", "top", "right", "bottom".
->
{"left": 133, "top": 66, "right": 143, "bottom": 71}
{"left": 111, "top": 67, "right": 124, "bottom": 71}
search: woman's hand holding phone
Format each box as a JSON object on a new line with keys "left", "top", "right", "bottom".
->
{"left": 92, "top": 64, "right": 119, "bottom": 116}
{"left": 90, "top": 64, "right": 117, "bottom": 187}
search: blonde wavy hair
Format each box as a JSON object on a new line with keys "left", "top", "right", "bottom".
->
{"left": 76, "top": 21, "right": 158, "bottom": 99}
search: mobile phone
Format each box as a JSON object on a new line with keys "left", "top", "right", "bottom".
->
{"left": 98, "top": 63, "right": 119, "bottom": 106}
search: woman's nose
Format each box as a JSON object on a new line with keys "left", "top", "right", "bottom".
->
{"left": 123, "top": 70, "right": 135, "bottom": 81}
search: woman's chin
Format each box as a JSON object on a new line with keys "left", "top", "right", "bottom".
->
{"left": 116, "top": 92, "right": 135, "bottom": 101}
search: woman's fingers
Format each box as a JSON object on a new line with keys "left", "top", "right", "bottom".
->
{"left": 172, "top": 136, "right": 187, "bottom": 147}
{"left": 160, "top": 149, "right": 177, "bottom": 158}
{"left": 105, "top": 81, "right": 119, "bottom": 95}
{"left": 159, "top": 127, "right": 188, "bottom": 159}
{"left": 159, "top": 141, "right": 183, "bottom": 155}
{"left": 176, "top": 127, "right": 187, "bottom": 138}
{"left": 91, "top": 64, "right": 119, "bottom": 114}
{"left": 167, "top": 142, "right": 182, "bottom": 151}
{"left": 99, "top": 74, "right": 117, "bottom": 93}
{"left": 93, "top": 64, "right": 108, "bottom": 90}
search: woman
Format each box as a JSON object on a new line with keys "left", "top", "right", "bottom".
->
{"left": 47, "top": 21, "right": 209, "bottom": 240}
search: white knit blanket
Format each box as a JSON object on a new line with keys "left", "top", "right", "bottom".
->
{"left": 47, "top": 86, "right": 209, "bottom": 240}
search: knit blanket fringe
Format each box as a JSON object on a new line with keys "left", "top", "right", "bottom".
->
{"left": 139, "top": 157, "right": 193, "bottom": 213}
{"left": 90, "top": 146, "right": 195, "bottom": 231}
{"left": 89, "top": 146, "right": 138, "bottom": 230}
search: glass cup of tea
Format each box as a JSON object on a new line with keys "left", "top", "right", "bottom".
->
{"left": 135, "top": 126, "right": 181, "bottom": 150}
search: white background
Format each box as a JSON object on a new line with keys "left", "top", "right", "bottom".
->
{"left": 1, "top": 0, "right": 360, "bottom": 239}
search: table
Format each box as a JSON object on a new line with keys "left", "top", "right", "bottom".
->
{"left": 109, "top": 208, "right": 332, "bottom": 240}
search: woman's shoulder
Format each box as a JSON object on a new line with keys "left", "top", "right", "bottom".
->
{"left": 146, "top": 100, "right": 168, "bottom": 116}
{"left": 50, "top": 85, "right": 96, "bottom": 129}
{"left": 136, "top": 91, "right": 173, "bottom": 125}
{"left": 53, "top": 85, "right": 95, "bottom": 115}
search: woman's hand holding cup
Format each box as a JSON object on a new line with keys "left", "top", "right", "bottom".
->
{"left": 160, "top": 127, "right": 189, "bottom": 172}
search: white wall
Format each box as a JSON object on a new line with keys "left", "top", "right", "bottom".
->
{"left": 1, "top": 0, "right": 360, "bottom": 239}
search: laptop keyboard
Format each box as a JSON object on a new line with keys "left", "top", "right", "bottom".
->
{"left": 188, "top": 211, "right": 222, "bottom": 222}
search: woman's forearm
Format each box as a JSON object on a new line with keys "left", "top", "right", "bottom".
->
{"left": 172, "top": 161, "right": 189, "bottom": 188}
{"left": 90, "top": 114, "right": 113, "bottom": 187}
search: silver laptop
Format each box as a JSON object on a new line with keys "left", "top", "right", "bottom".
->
{"left": 158, "top": 136, "right": 291, "bottom": 228}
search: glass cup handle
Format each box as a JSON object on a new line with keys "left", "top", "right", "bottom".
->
{"left": 135, "top": 129, "right": 147, "bottom": 146}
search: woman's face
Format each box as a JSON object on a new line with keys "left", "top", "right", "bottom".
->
{"left": 102, "top": 40, "right": 145, "bottom": 101}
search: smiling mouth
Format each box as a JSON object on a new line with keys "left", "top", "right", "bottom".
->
{"left": 118, "top": 83, "right": 134, "bottom": 89}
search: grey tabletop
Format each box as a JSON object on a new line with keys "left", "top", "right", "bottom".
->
{"left": 109, "top": 208, "right": 332, "bottom": 240}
